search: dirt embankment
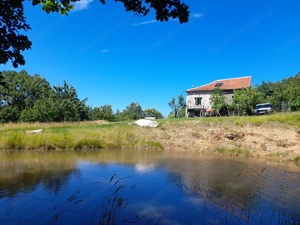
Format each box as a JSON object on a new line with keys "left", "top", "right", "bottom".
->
{"left": 148, "top": 121, "right": 300, "bottom": 160}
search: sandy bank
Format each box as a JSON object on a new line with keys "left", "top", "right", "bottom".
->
{"left": 146, "top": 121, "right": 300, "bottom": 161}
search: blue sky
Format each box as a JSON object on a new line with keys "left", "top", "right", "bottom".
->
{"left": 1, "top": 0, "right": 299, "bottom": 116}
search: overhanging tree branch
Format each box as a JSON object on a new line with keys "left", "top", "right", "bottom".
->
{"left": 1, "top": 0, "right": 189, "bottom": 68}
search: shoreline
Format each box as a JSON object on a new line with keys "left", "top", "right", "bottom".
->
{"left": 0, "top": 113, "right": 299, "bottom": 163}
{"left": 154, "top": 122, "right": 300, "bottom": 161}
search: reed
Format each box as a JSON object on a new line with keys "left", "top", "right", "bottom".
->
{"left": 97, "top": 174, "right": 132, "bottom": 225}
{"left": 214, "top": 147, "right": 251, "bottom": 157}
{"left": 294, "top": 155, "right": 300, "bottom": 165}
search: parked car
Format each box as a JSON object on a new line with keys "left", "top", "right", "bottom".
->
{"left": 253, "top": 103, "right": 273, "bottom": 115}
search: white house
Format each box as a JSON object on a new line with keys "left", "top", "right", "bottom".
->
{"left": 186, "top": 76, "right": 252, "bottom": 117}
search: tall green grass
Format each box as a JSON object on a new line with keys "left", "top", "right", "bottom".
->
{"left": 0, "top": 121, "right": 163, "bottom": 151}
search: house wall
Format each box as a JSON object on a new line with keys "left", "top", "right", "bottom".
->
{"left": 224, "top": 92, "right": 234, "bottom": 104}
{"left": 186, "top": 90, "right": 234, "bottom": 117}
{"left": 186, "top": 91, "right": 214, "bottom": 109}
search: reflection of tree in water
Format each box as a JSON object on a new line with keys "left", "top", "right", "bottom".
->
{"left": 0, "top": 151, "right": 80, "bottom": 197}
{"left": 163, "top": 158, "right": 300, "bottom": 224}
{"left": 0, "top": 168, "right": 79, "bottom": 198}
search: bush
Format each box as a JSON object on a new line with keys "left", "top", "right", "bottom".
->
{"left": 291, "top": 98, "right": 300, "bottom": 111}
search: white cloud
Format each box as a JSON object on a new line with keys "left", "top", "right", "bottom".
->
{"left": 73, "top": 0, "right": 94, "bottom": 11}
{"left": 131, "top": 20, "right": 158, "bottom": 26}
{"left": 100, "top": 49, "right": 110, "bottom": 53}
{"left": 192, "top": 13, "right": 204, "bottom": 18}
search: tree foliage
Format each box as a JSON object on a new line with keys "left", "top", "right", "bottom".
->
{"left": 115, "top": 104, "right": 163, "bottom": 121}
{"left": 168, "top": 95, "right": 185, "bottom": 118}
{"left": 122, "top": 102, "right": 144, "bottom": 120}
{"left": 31, "top": 0, "right": 190, "bottom": 22}
{"left": 1, "top": 0, "right": 189, "bottom": 68}
{"left": 1, "top": 70, "right": 168, "bottom": 123}
{"left": 0, "top": 70, "right": 89, "bottom": 123}
{"left": 291, "top": 97, "right": 300, "bottom": 111}
{"left": 210, "top": 88, "right": 225, "bottom": 109}
{"left": 256, "top": 72, "right": 300, "bottom": 112}
{"left": 209, "top": 88, "right": 228, "bottom": 116}
{"left": 24, "top": 81, "right": 89, "bottom": 122}
{"left": 0, "top": 1, "right": 32, "bottom": 67}
{"left": 89, "top": 104, "right": 115, "bottom": 122}
{"left": 231, "top": 87, "right": 263, "bottom": 115}
{"left": 0, "top": 70, "right": 52, "bottom": 122}
{"left": 167, "top": 108, "right": 185, "bottom": 119}
{"left": 144, "top": 108, "right": 163, "bottom": 119}
{"left": 0, "top": 72, "right": 7, "bottom": 88}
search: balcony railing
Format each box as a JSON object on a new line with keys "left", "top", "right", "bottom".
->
{"left": 187, "top": 105, "right": 205, "bottom": 109}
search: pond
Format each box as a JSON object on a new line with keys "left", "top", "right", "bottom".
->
{"left": 0, "top": 149, "right": 299, "bottom": 225}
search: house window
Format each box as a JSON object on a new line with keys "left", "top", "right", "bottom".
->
{"left": 195, "top": 97, "right": 202, "bottom": 106}
{"left": 215, "top": 82, "right": 223, "bottom": 87}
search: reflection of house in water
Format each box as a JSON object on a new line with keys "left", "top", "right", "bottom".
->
{"left": 186, "top": 76, "right": 251, "bottom": 117}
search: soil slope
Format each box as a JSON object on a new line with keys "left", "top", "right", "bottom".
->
{"left": 146, "top": 121, "right": 300, "bottom": 160}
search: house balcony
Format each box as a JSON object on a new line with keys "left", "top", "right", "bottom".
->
{"left": 187, "top": 104, "right": 206, "bottom": 110}
{"left": 186, "top": 105, "right": 209, "bottom": 117}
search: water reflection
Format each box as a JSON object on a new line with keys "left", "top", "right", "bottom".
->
{"left": 0, "top": 150, "right": 299, "bottom": 224}
{"left": 0, "top": 168, "right": 79, "bottom": 198}
{"left": 160, "top": 157, "right": 300, "bottom": 224}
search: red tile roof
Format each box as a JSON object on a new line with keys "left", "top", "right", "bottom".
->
{"left": 186, "top": 76, "right": 251, "bottom": 92}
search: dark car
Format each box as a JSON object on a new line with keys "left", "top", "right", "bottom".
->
{"left": 253, "top": 103, "right": 273, "bottom": 115}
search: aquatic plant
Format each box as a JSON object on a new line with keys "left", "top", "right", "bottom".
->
{"left": 97, "top": 174, "right": 134, "bottom": 225}
{"left": 47, "top": 174, "right": 133, "bottom": 225}
{"left": 214, "top": 147, "right": 251, "bottom": 157}
{"left": 294, "top": 155, "right": 300, "bottom": 165}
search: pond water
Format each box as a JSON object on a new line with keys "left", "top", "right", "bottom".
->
{"left": 0, "top": 149, "right": 299, "bottom": 225}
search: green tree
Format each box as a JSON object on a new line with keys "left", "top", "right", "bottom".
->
{"left": 0, "top": 70, "right": 52, "bottom": 122}
{"left": 90, "top": 105, "right": 115, "bottom": 122}
{"left": 291, "top": 97, "right": 300, "bottom": 111}
{"left": 257, "top": 73, "right": 300, "bottom": 112}
{"left": 121, "top": 102, "right": 144, "bottom": 120}
{"left": 256, "top": 81, "right": 275, "bottom": 101}
{"left": 274, "top": 73, "right": 300, "bottom": 112}
{"left": 19, "top": 96, "right": 57, "bottom": 122}
{"left": 230, "top": 87, "right": 263, "bottom": 115}
{"left": 114, "top": 109, "right": 129, "bottom": 121}
{"left": 0, "top": 106, "right": 20, "bottom": 123}
{"left": 20, "top": 80, "right": 89, "bottom": 122}
{"left": 209, "top": 88, "right": 226, "bottom": 116}
{"left": 0, "top": 1, "right": 31, "bottom": 67}
{"left": 176, "top": 108, "right": 186, "bottom": 118}
{"left": 143, "top": 108, "right": 164, "bottom": 119}
{"left": 51, "top": 81, "right": 88, "bottom": 121}
{"left": 168, "top": 95, "right": 185, "bottom": 118}
{"left": 167, "top": 108, "right": 185, "bottom": 119}
{"left": 0, "top": 72, "right": 7, "bottom": 88}
{"left": 1, "top": 0, "right": 189, "bottom": 68}
{"left": 90, "top": 107, "right": 101, "bottom": 121}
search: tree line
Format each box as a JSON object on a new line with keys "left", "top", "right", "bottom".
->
{"left": 209, "top": 72, "right": 300, "bottom": 116}
{"left": 0, "top": 70, "right": 163, "bottom": 123}
{"left": 1, "top": 70, "right": 299, "bottom": 123}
